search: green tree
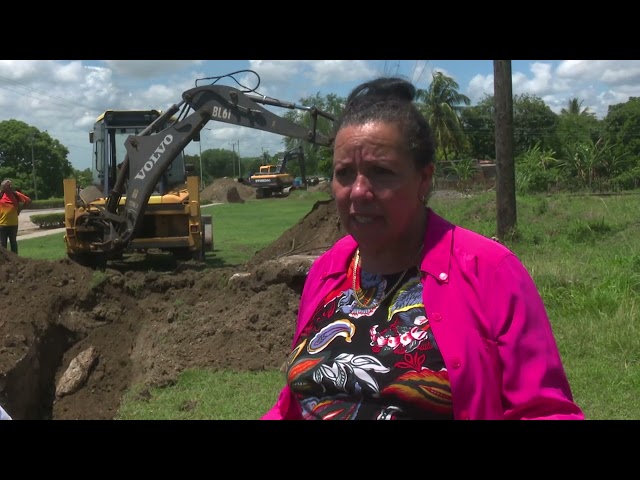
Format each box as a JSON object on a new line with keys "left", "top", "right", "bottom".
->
{"left": 561, "top": 98, "right": 595, "bottom": 117}
{"left": 460, "top": 94, "right": 559, "bottom": 160}
{"left": 602, "top": 96, "right": 640, "bottom": 165}
{"left": 73, "top": 168, "right": 94, "bottom": 189}
{"left": 415, "top": 71, "right": 471, "bottom": 161}
{"left": 282, "top": 92, "right": 344, "bottom": 176}
{"left": 460, "top": 95, "right": 496, "bottom": 159}
{"left": 201, "top": 148, "right": 238, "bottom": 180}
{"left": 556, "top": 113, "right": 602, "bottom": 148}
{"left": 512, "top": 94, "right": 559, "bottom": 156}
{"left": 0, "top": 120, "right": 73, "bottom": 199}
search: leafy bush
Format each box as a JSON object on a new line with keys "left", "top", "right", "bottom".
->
{"left": 24, "top": 198, "right": 65, "bottom": 209}
{"left": 29, "top": 213, "right": 65, "bottom": 229}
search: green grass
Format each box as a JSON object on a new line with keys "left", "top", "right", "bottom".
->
{"left": 17, "top": 231, "right": 66, "bottom": 259}
{"left": 429, "top": 191, "right": 640, "bottom": 419}
{"left": 17, "top": 190, "right": 640, "bottom": 419}
{"left": 116, "top": 370, "right": 285, "bottom": 420}
{"left": 204, "top": 191, "right": 329, "bottom": 266}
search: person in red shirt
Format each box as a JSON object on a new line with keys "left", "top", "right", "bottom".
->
{"left": 0, "top": 179, "right": 32, "bottom": 254}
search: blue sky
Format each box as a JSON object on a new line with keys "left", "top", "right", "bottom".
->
{"left": 1, "top": 60, "right": 638, "bottom": 171}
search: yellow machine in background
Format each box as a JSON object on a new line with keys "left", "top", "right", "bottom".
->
{"left": 243, "top": 146, "right": 305, "bottom": 199}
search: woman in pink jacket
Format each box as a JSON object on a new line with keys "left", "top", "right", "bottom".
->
{"left": 263, "top": 77, "right": 584, "bottom": 420}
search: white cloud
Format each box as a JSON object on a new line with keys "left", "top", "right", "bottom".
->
{"left": 556, "top": 60, "right": 640, "bottom": 84}
{"left": 467, "top": 73, "right": 494, "bottom": 102}
{"left": 103, "top": 60, "right": 203, "bottom": 78}
{"left": 3, "top": 60, "right": 640, "bottom": 175}
{"left": 302, "top": 60, "right": 376, "bottom": 86}
{"left": 463, "top": 60, "right": 640, "bottom": 119}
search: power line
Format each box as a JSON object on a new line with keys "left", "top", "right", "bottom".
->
{"left": 411, "top": 60, "right": 418, "bottom": 83}
{"left": 416, "top": 60, "right": 430, "bottom": 87}
{"left": 0, "top": 75, "right": 94, "bottom": 111}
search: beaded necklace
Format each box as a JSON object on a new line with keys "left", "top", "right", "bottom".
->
{"left": 351, "top": 248, "right": 411, "bottom": 309}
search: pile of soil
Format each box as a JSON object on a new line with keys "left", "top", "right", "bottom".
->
{"left": 200, "top": 177, "right": 256, "bottom": 203}
{"left": 0, "top": 180, "right": 346, "bottom": 420}
{"left": 200, "top": 177, "right": 334, "bottom": 204}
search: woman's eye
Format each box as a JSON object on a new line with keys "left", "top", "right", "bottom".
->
{"left": 334, "top": 168, "right": 351, "bottom": 178}
{"left": 372, "top": 166, "right": 392, "bottom": 175}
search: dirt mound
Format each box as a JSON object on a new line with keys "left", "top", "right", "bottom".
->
{"left": 201, "top": 178, "right": 255, "bottom": 203}
{"left": 308, "top": 180, "right": 333, "bottom": 196}
{"left": 0, "top": 197, "right": 347, "bottom": 420}
{"left": 247, "top": 198, "right": 345, "bottom": 267}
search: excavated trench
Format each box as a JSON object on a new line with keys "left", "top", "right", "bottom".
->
{"left": 2, "top": 323, "right": 79, "bottom": 419}
{"left": 0, "top": 275, "right": 139, "bottom": 420}
{"left": 0, "top": 254, "right": 176, "bottom": 420}
{"left": 0, "top": 253, "right": 315, "bottom": 420}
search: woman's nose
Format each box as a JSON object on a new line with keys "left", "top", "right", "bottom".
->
{"left": 350, "top": 174, "right": 372, "bottom": 199}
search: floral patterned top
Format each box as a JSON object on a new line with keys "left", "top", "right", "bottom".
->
{"left": 286, "top": 255, "right": 453, "bottom": 420}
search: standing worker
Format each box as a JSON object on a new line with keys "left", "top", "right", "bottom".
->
{"left": 0, "top": 179, "right": 32, "bottom": 254}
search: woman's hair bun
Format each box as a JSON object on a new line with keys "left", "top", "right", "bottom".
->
{"left": 347, "top": 77, "right": 416, "bottom": 104}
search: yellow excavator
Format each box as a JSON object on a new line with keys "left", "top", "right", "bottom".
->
{"left": 243, "top": 146, "right": 306, "bottom": 199}
{"left": 63, "top": 71, "right": 334, "bottom": 268}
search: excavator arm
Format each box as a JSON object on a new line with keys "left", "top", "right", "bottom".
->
{"left": 86, "top": 83, "right": 334, "bottom": 254}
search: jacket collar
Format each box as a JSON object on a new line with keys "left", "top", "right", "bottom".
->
{"left": 322, "top": 208, "right": 454, "bottom": 283}
{"left": 420, "top": 209, "right": 454, "bottom": 283}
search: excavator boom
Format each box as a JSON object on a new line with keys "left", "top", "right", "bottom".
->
{"left": 73, "top": 81, "right": 335, "bottom": 259}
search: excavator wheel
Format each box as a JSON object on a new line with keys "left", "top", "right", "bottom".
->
{"left": 203, "top": 215, "right": 214, "bottom": 252}
{"left": 196, "top": 232, "right": 206, "bottom": 261}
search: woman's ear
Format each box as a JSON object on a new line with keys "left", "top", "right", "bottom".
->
{"left": 419, "top": 163, "right": 435, "bottom": 200}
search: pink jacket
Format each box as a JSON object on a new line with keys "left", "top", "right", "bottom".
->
{"left": 263, "top": 209, "right": 584, "bottom": 420}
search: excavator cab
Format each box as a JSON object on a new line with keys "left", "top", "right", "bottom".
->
{"left": 89, "top": 110, "right": 187, "bottom": 198}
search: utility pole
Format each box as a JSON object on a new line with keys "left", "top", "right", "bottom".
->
{"left": 228, "top": 142, "right": 236, "bottom": 177}
{"left": 236, "top": 140, "right": 241, "bottom": 177}
{"left": 198, "top": 139, "right": 204, "bottom": 190}
{"left": 30, "top": 134, "right": 38, "bottom": 200}
{"left": 493, "top": 60, "right": 516, "bottom": 240}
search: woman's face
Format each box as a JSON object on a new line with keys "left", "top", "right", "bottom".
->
{"left": 331, "top": 121, "right": 433, "bottom": 252}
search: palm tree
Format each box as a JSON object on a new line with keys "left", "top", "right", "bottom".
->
{"left": 415, "top": 71, "right": 471, "bottom": 161}
{"left": 561, "top": 97, "right": 594, "bottom": 117}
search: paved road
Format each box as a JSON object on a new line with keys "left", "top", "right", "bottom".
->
{"left": 17, "top": 208, "right": 65, "bottom": 239}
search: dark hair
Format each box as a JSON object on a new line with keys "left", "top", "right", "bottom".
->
{"left": 334, "top": 77, "right": 436, "bottom": 168}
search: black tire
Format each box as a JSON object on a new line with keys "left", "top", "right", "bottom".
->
{"left": 200, "top": 232, "right": 206, "bottom": 260}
